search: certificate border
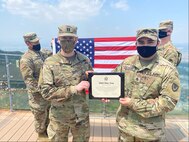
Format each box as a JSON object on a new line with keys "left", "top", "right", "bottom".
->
{"left": 88, "top": 72, "right": 125, "bottom": 99}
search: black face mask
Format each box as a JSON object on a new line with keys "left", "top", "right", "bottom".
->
{"left": 33, "top": 44, "right": 41, "bottom": 51}
{"left": 137, "top": 46, "right": 157, "bottom": 58}
{"left": 159, "top": 30, "right": 168, "bottom": 38}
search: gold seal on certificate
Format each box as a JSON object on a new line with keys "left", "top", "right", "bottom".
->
{"left": 88, "top": 73, "right": 124, "bottom": 99}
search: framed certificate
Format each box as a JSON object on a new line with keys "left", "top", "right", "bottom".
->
{"left": 88, "top": 72, "right": 124, "bottom": 99}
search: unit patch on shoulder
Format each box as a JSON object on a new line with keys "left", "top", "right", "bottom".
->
{"left": 172, "top": 83, "right": 179, "bottom": 92}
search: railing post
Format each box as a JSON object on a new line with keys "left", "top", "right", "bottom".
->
{"left": 5, "top": 55, "right": 13, "bottom": 112}
{"left": 103, "top": 102, "right": 107, "bottom": 118}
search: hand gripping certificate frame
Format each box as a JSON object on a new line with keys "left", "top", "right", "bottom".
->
{"left": 88, "top": 72, "right": 125, "bottom": 99}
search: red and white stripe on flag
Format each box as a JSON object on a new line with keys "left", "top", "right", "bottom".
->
{"left": 52, "top": 37, "right": 137, "bottom": 72}
{"left": 93, "top": 37, "right": 136, "bottom": 72}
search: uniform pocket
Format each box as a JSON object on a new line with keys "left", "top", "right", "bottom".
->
{"left": 132, "top": 73, "right": 162, "bottom": 99}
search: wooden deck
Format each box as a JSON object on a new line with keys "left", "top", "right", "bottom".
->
{"left": 0, "top": 110, "right": 188, "bottom": 142}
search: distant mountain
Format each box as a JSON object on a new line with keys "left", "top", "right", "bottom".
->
{"left": 0, "top": 49, "right": 23, "bottom": 55}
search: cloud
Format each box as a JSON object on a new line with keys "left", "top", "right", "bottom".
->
{"left": 111, "top": 0, "right": 129, "bottom": 11}
{"left": 1, "top": 0, "right": 105, "bottom": 21}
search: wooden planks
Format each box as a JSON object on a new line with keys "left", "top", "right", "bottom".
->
{"left": 92, "top": 118, "right": 102, "bottom": 141}
{"left": 165, "top": 119, "right": 189, "bottom": 142}
{"left": 0, "top": 110, "right": 188, "bottom": 142}
{"left": 90, "top": 117, "right": 118, "bottom": 142}
{"left": 0, "top": 111, "right": 28, "bottom": 141}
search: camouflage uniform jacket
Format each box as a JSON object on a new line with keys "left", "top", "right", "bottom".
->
{"left": 157, "top": 41, "right": 182, "bottom": 66}
{"left": 41, "top": 51, "right": 92, "bottom": 123}
{"left": 20, "top": 49, "right": 50, "bottom": 94}
{"left": 114, "top": 55, "right": 180, "bottom": 140}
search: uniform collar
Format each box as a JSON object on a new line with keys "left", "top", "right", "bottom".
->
{"left": 134, "top": 54, "right": 159, "bottom": 71}
{"left": 57, "top": 51, "right": 83, "bottom": 64}
{"left": 28, "top": 49, "right": 40, "bottom": 54}
{"left": 158, "top": 41, "right": 172, "bottom": 49}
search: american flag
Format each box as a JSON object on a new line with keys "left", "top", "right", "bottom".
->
{"left": 51, "top": 37, "right": 137, "bottom": 72}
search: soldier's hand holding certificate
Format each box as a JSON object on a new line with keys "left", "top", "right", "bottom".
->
{"left": 88, "top": 72, "right": 124, "bottom": 99}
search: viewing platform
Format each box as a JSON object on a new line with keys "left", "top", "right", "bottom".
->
{"left": 0, "top": 110, "right": 188, "bottom": 142}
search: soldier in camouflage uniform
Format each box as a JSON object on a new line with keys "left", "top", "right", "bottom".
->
{"left": 41, "top": 25, "right": 93, "bottom": 142}
{"left": 114, "top": 28, "right": 180, "bottom": 142}
{"left": 19, "top": 32, "right": 51, "bottom": 141}
{"left": 157, "top": 20, "right": 182, "bottom": 66}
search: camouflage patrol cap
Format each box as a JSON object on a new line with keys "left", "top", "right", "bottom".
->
{"left": 23, "top": 32, "right": 39, "bottom": 42}
{"left": 136, "top": 28, "right": 158, "bottom": 41}
{"left": 58, "top": 25, "right": 77, "bottom": 37}
{"left": 159, "top": 20, "right": 173, "bottom": 30}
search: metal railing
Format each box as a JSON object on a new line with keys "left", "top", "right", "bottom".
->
{"left": 0, "top": 53, "right": 117, "bottom": 117}
{"left": 0, "top": 53, "right": 188, "bottom": 116}
{"left": 0, "top": 53, "right": 24, "bottom": 112}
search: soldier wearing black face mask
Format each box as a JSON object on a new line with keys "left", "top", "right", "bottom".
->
{"left": 157, "top": 20, "right": 182, "bottom": 66}
{"left": 20, "top": 32, "right": 52, "bottom": 141}
{"left": 114, "top": 28, "right": 180, "bottom": 142}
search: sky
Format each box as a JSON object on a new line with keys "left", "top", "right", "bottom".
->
{"left": 0, "top": 0, "right": 188, "bottom": 55}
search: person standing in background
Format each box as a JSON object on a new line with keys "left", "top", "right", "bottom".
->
{"left": 19, "top": 32, "right": 51, "bottom": 141}
{"left": 157, "top": 20, "right": 182, "bottom": 66}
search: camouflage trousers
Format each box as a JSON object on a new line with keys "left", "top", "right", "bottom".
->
{"left": 118, "top": 130, "right": 165, "bottom": 142}
{"left": 28, "top": 92, "right": 50, "bottom": 134}
{"left": 47, "top": 117, "right": 90, "bottom": 142}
